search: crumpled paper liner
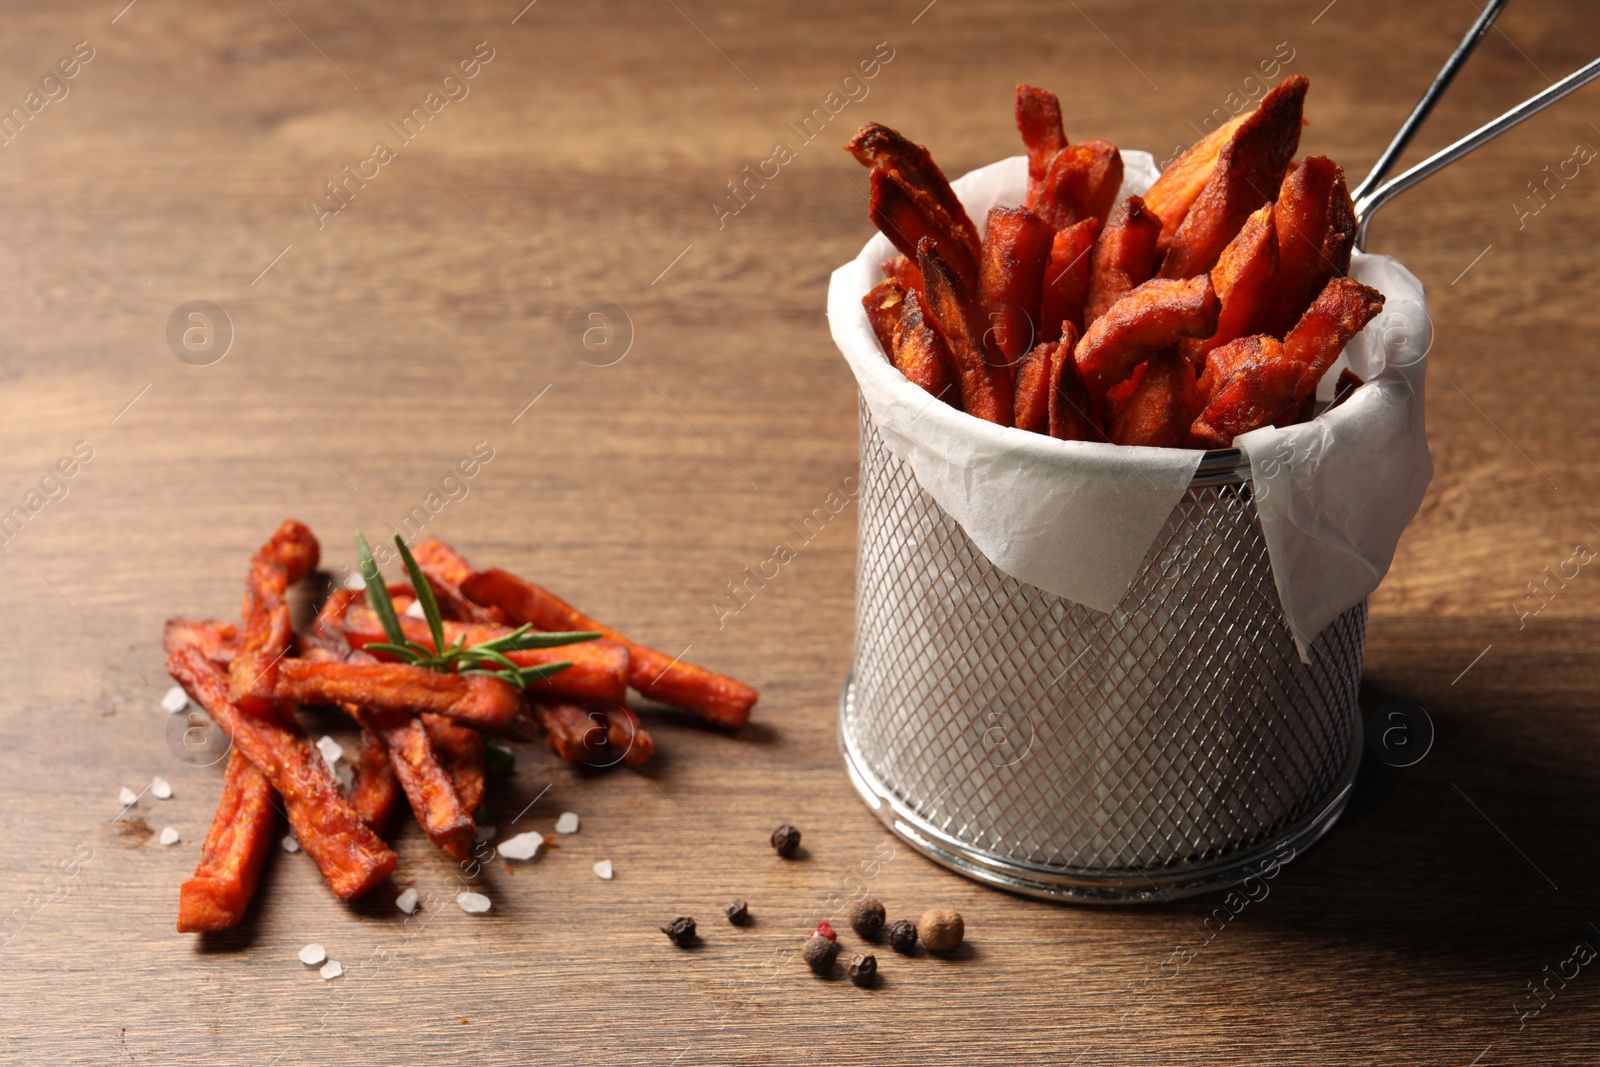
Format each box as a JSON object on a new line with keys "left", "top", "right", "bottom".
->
{"left": 827, "top": 151, "right": 1431, "bottom": 658}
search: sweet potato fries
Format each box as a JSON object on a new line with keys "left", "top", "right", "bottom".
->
{"left": 166, "top": 523, "right": 758, "bottom": 931}
{"left": 850, "top": 75, "right": 1384, "bottom": 449}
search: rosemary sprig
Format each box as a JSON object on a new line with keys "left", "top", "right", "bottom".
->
{"left": 356, "top": 533, "right": 599, "bottom": 689}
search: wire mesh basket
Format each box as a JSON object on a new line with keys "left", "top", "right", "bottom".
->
{"left": 840, "top": 400, "right": 1366, "bottom": 903}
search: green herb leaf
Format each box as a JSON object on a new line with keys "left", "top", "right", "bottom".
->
{"left": 484, "top": 743, "right": 515, "bottom": 776}
{"left": 394, "top": 535, "right": 447, "bottom": 655}
{"left": 489, "top": 629, "right": 603, "bottom": 652}
{"left": 356, "top": 532, "right": 407, "bottom": 648}
{"left": 511, "top": 661, "right": 574, "bottom": 687}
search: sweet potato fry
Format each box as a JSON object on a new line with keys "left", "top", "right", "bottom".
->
{"left": 163, "top": 618, "right": 239, "bottom": 665}
{"left": 414, "top": 540, "right": 507, "bottom": 624}
{"left": 229, "top": 520, "right": 320, "bottom": 716}
{"left": 176, "top": 749, "right": 277, "bottom": 933}
{"left": 1143, "top": 112, "right": 1250, "bottom": 254}
{"left": 1038, "top": 218, "right": 1100, "bottom": 341}
{"left": 846, "top": 122, "right": 980, "bottom": 261}
{"left": 596, "top": 703, "right": 655, "bottom": 768}
{"left": 168, "top": 646, "right": 397, "bottom": 902}
{"left": 1034, "top": 140, "right": 1123, "bottom": 230}
{"left": 1259, "top": 157, "right": 1355, "bottom": 338}
{"left": 891, "top": 289, "right": 962, "bottom": 407}
{"left": 422, "top": 712, "right": 485, "bottom": 815}
{"left": 275, "top": 659, "right": 522, "bottom": 731}
{"left": 1160, "top": 75, "right": 1307, "bottom": 281}
{"left": 863, "top": 277, "right": 908, "bottom": 358}
{"left": 1015, "top": 84, "right": 1068, "bottom": 206}
{"left": 870, "top": 166, "right": 981, "bottom": 293}
{"left": 1182, "top": 203, "right": 1277, "bottom": 366}
{"left": 1074, "top": 276, "right": 1220, "bottom": 399}
{"left": 979, "top": 206, "right": 1054, "bottom": 367}
{"left": 534, "top": 702, "right": 609, "bottom": 766}
{"left": 341, "top": 605, "right": 630, "bottom": 705}
{"left": 1046, "top": 325, "right": 1103, "bottom": 442}
{"left": 1085, "top": 195, "right": 1163, "bottom": 325}
{"left": 1281, "top": 276, "right": 1384, "bottom": 401}
{"left": 413, "top": 539, "right": 473, "bottom": 587}
{"left": 919, "top": 237, "right": 1014, "bottom": 425}
{"left": 1110, "top": 348, "right": 1204, "bottom": 448}
{"left": 1190, "top": 336, "right": 1301, "bottom": 447}
{"left": 881, "top": 254, "right": 922, "bottom": 297}
{"left": 457, "top": 566, "right": 759, "bottom": 729}
{"left": 348, "top": 728, "right": 399, "bottom": 834}
{"left": 1013, "top": 342, "right": 1053, "bottom": 434}
{"left": 359, "top": 707, "right": 474, "bottom": 857}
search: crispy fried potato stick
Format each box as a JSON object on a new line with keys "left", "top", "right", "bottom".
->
{"left": 979, "top": 206, "right": 1055, "bottom": 368}
{"left": 1046, "top": 324, "right": 1103, "bottom": 442}
{"left": 1160, "top": 75, "right": 1307, "bottom": 281}
{"left": 596, "top": 704, "right": 655, "bottom": 768}
{"left": 360, "top": 707, "right": 474, "bottom": 858}
{"left": 1110, "top": 348, "right": 1204, "bottom": 448}
{"left": 846, "top": 122, "right": 980, "bottom": 260}
{"left": 169, "top": 646, "right": 398, "bottom": 902}
{"left": 1015, "top": 84, "right": 1068, "bottom": 206}
{"left": 1038, "top": 218, "right": 1100, "bottom": 342}
{"left": 164, "top": 618, "right": 239, "bottom": 666}
{"left": 533, "top": 702, "right": 610, "bottom": 766}
{"left": 1012, "top": 342, "right": 1053, "bottom": 434}
{"left": 1086, "top": 195, "right": 1163, "bottom": 325}
{"left": 1281, "top": 276, "right": 1385, "bottom": 401}
{"left": 1034, "top": 141, "right": 1123, "bottom": 230}
{"left": 1183, "top": 203, "right": 1278, "bottom": 366}
{"left": 1190, "top": 336, "right": 1301, "bottom": 447}
{"left": 880, "top": 254, "right": 923, "bottom": 298}
{"left": 275, "top": 659, "right": 522, "bottom": 731}
{"left": 1074, "top": 276, "right": 1220, "bottom": 399}
{"left": 348, "top": 728, "right": 399, "bottom": 834}
{"left": 919, "top": 237, "right": 1014, "bottom": 425}
{"left": 422, "top": 712, "right": 486, "bottom": 815}
{"left": 891, "top": 289, "right": 962, "bottom": 408}
{"left": 863, "top": 277, "right": 908, "bottom": 358}
{"left": 869, "top": 167, "right": 981, "bottom": 292}
{"left": 229, "top": 520, "right": 319, "bottom": 716}
{"left": 1143, "top": 112, "right": 1250, "bottom": 254}
{"left": 176, "top": 749, "right": 277, "bottom": 933}
{"left": 1259, "top": 157, "right": 1355, "bottom": 338}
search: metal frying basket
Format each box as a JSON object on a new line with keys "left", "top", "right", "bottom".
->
{"left": 839, "top": 401, "right": 1366, "bottom": 903}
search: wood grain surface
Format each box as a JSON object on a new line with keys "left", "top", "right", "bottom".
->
{"left": 1, "top": 1, "right": 1598, "bottom": 1063}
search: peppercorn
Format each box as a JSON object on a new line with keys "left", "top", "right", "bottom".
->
{"left": 813, "top": 920, "right": 837, "bottom": 941}
{"left": 802, "top": 933, "right": 839, "bottom": 972}
{"left": 724, "top": 899, "right": 750, "bottom": 925}
{"left": 847, "top": 952, "right": 877, "bottom": 984}
{"left": 660, "top": 916, "right": 697, "bottom": 947}
{"left": 918, "top": 906, "right": 964, "bottom": 952}
{"left": 886, "top": 918, "right": 918, "bottom": 953}
{"left": 771, "top": 824, "right": 802, "bottom": 858}
{"left": 849, "top": 898, "right": 886, "bottom": 940}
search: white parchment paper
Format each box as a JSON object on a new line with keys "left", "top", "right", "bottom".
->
{"left": 826, "top": 152, "right": 1431, "bottom": 654}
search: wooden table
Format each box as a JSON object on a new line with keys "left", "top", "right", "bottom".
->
{"left": 2, "top": 1, "right": 1597, "bottom": 1062}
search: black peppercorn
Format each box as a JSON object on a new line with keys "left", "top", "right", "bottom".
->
{"left": 886, "top": 918, "right": 918, "bottom": 953}
{"left": 802, "top": 933, "right": 839, "bottom": 972}
{"left": 847, "top": 952, "right": 877, "bottom": 984}
{"left": 849, "top": 898, "right": 886, "bottom": 940}
{"left": 770, "top": 824, "right": 802, "bottom": 858}
{"left": 660, "top": 916, "right": 697, "bottom": 947}
{"left": 724, "top": 899, "right": 750, "bottom": 925}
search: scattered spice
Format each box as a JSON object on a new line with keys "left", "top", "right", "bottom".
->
{"left": 160, "top": 686, "right": 189, "bottom": 713}
{"left": 395, "top": 887, "right": 419, "bottom": 914}
{"left": 298, "top": 943, "right": 326, "bottom": 966}
{"left": 555, "top": 811, "right": 580, "bottom": 834}
{"left": 848, "top": 952, "right": 877, "bottom": 984}
{"left": 918, "top": 907, "right": 964, "bottom": 952}
{"left": 770, "top": 824, "right": 802, "bottom": 858}
{"left": 849, "top": 899, "right": 886, "bottom": 940}
{"left": 158, "top": 827, "right": 180, "bottom": 846}
{"left": 661, "top": 916, "right": 697, "bottom": 947}
{"left": 118, "top": 787, "right": 138, "bottom": 807}
{"left": 319, "top": 959, "right": 342, "bottom": 980}
{"left": 803, "top": 932, "right": 839, "bottom": 972}
{"left": 281, "top": 835, "right": 301, "bottom": 854}
{"left": 724, "top": 899, "right": 750, "bottom": 925}
{"left": 498, "top": 831, "right": 543, "bottom": 860}
{"left": 150, "top": 776, "right": 173, "bottom": 800}
{"left": 886, "top": 918, "right": 918, "bottom": 953}
{"left": 813, "top": 920, "right": 837, "bottom": 941}
{"left": 456, "top": 891, "right": 491, "bottom": 914}
{"left": 593, "top": 859, "right": 614, "bottom": 880}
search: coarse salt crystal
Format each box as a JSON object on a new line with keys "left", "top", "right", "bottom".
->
{"left": 158, "top": 827, "right": 180, "bottom": 846}
{"left": 498, "top": 832, "right": 543, "bottom": 860}
{"left": 150, "top": 776, "right": 172, "bottom": 800}
{"left": 456, "top": 891, "right": 491, "bottom": 914}
{"left": 475, "top": 824, "right": 497, "bottom": 843}
{"left": 344, "top": 570, "right": 366, "bottom": 592}
{"left": 160, "top": 686, "right": 189, "bottom": 713}
{"left": 118, "top": 787, "right": 139, "bottom": 806}
{"left": 298, "top": 943, "right": 326, "bottom": 965}
{"left": 316, "top": 736, "right": 343, "bottom": 767}
{"left": 320, "top": 960, "right": 342, "bottom": 980}
{"left": 404, "top": 598, "right": 427, "bottom": 619}
{"left": 555, "top": 812, "right": 580, "bottom": 835}
{"left": 593, "top": 859, "right": 613, "bottom": 880}
{"left": 396, "top": 888, "right": 419, "bottom": 914}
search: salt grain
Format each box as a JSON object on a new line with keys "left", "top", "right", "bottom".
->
{"left": 456, "top": 892, "right": 491, "bottom": 914}
{"left": 404, "top": 599, "right": 427, "bottom": 619}
{"left": 498, "top": 832, "right": 543, "bottom": 860}
{"left": 118, "top": 787, "right": 138, "bottom": 807}
{"left": 316, "top": 736, "right": 343, "bottom": 768}
{"left": 158, "top": 827, "right": 180, "bottom": 846}
{"left": 282, "top": 835, "right": 301, "bottom": 853}
{"left": 396, "top": 888, "right": 419, "bottom": 914}
{"left": 320, "top": 960, "right": 342, "bottom": 980}
{"left": 593, "top": 859, "right": 613, "bottom": 880}
{"left": 298, "top": 943, "right": 326, "bottom": 965}
{"left": 343, "top": 570, "right": 366, "bottom": 592}
{"left": 555, "top": 812, "right": 580, "bottom": 835}
{"left": 150, "top": 776, "right": 172, "bottom": 800}
{"left": 160, "top": 686, "right": 189, "bottom": 713}
{"left": 475, "top": 824, "right": 497, "bottom": 843}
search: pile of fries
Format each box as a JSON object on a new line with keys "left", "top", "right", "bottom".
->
{"left": 163, "top": 521, "right": 758, "bottom": 932}
{"left": 852, "top": 74, "right": 1384, "bottom": 448}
